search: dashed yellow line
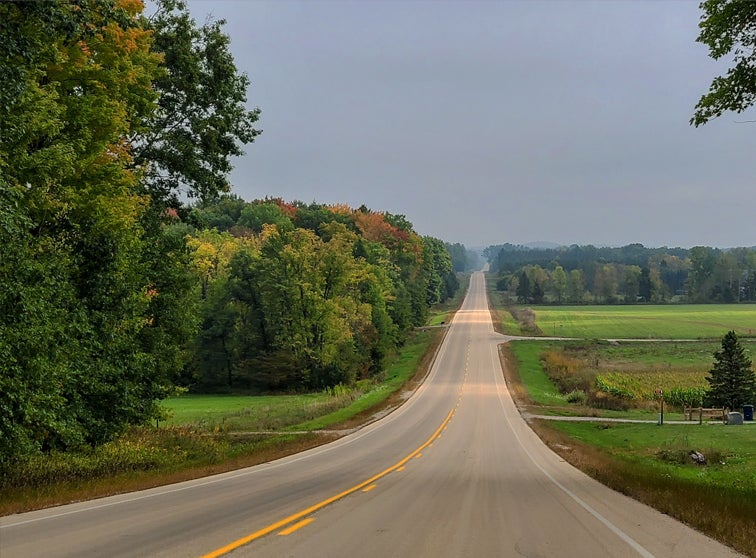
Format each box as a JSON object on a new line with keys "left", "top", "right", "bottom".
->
{"left": 278, "top": 518, "right": 314, "bottom": 536}
{"left": 200, "top": 408, "right": 455, "bottom": 558}
{"left": 361, "top": 484, "right": 378, "bottom": 492}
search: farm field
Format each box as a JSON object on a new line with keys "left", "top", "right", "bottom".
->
{"left": 508, "top": 337, "right": 756, "bottom": 415}
{"left": 502, "top": 337, "right": 756, "bottom": 556}
{"left": 162, "top": 327, "right": 441, "bottom": 432}
{"left": 514, "top": 304, "right": 756, "bottom": 339}
{"left": 163, "top": 392, "right": 352, "bottom": 431}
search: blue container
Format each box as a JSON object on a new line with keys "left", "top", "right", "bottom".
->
{"left": 743, "top": 405, "right": 754, "bottom": 421}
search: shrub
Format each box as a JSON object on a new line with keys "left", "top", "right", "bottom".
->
{"left": 565, "top": 390, "right": 588, "bottom": 405}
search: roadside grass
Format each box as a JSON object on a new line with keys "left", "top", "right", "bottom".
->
{"left": 291, "top": 329, "right": 440, "bottom": 430}
{"left": 499, "top": 335, "right": 756, "bottom": 555}
{"left": 519, "top": 304, "right": 756, "bottom": 339}
{"left": 506, "top": 341, "right": 564, "bottom": 406}
{"left": 0, "top": 327, "right": 447, "bottom": 516}
{"left": 486, "top": 281, "right": 521, "bottom": 334}
{"left": 530, "top": 420, "right": 756, "bottom": 558}
{"left": 163, "top": 391, "right": 360, "bottom": 431}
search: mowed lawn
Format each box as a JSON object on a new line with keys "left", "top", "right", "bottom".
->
{"left": 162, "top": 394, "right": 336, "bottom": 430}
{"left": 530, "top": 304, "right": 756, "bottom": 339}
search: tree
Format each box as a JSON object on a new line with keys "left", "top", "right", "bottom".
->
{"left": 566, "top": 269, "right": 585, "bottom": 303}
{"left": 687, "top": 246, "right": 718, "bottom": 301}
{"left": 0, "top": 0, "right": 168, "bottom": 457}
{"left": 135, "top": 0, "right": 261, "bottom": 203}
{"left": 550, "top": 265, "right": 567, "bottom": 303}
{"left": 621, "top": 265, "right": 641, "bottom": 303}
{"left": 692, "top": 1, "right": 756, "bottom": 126}
{"left": 516, "top": 270, "right": 531, "bottom": 303}
{"left": 422, "top": 236, "right": 455, "bottom": 305}
{"left": 706, "top": 331, "right": 755, "bottom": 410}
{"left": 638, "top": 267, "right": 654, "bottom": 302}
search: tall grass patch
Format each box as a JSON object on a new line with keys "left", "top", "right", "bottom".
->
{"left": 531, "top": 341, "right": 740, "bottom": 411}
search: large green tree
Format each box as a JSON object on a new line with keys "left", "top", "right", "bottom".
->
{"left": 0, "top": 0, "right": 165, "bottom": 460}
{"left": 706, "top": 331, "right": 755, "bottom": 410}
{"left": 135, "top": 0, "right": 261, "bottom": 203}
{"left": 692, "top": 0, "right": 756, "bottom": 126}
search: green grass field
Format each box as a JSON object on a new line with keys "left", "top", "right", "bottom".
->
{"left": 162, "top": 328, "right": 442, "bottom": 432}
{"left": 516, "top": 304, "right": 756, "bottom": 339}
{"left": 507, "top": 341, "right": 565, "bottom": 406}
{"left": 499, "top": 299, "right": 756, "bottom": 556}
{"left": 163, "top": 392, "right": 352, "bottom": 431}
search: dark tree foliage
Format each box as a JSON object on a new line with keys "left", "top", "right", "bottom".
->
{"left": 184, "top": 199, "right": 461, "bottom": 392}
{"left": 0, "top": 0, "right": 169, "bottom": 462}
{"left": 516, "top": 271, "right": 531, "bottom": 303}
{"left": 135, "top": 0, "right": 261, "bottom": 203}
{"left": 0, "top": 0, "right": 259, "bottom": 465}
{"left": 692, "top": 0, "right": 756, "bottom": 126}
{"left": 485, "top": 243, "right": 756, "bottom": 304}
{"left": 706, "top": 331, "right": 755, "bottom": 410}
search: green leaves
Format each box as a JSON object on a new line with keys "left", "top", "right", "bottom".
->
{"left": 0, "top": 0, "right": 201, "bottom": 465}
{"left": 135, "top": 0, "right": 261, "bottom": 202}
{"left": 706, "top": 330, "right": 755, "bottom": 409}
{"left": 182, "top": 200, "right": 457, "bottom": 392}
{"left": 692, "top": 0, "right": 756, "bottom": 126}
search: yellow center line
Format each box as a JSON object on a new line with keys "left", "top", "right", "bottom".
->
{"left": 361, "top": 484, "right": 378, "bottom": 492}
{"left": 200, "top": 408, "right": 455, "bottom": 558}
{"left": 278, "top": 518, "right": 314, "bottom": 536}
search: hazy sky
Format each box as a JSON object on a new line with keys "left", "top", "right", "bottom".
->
{"left": 186, "top": 0, "right": 754, "bottom": 249}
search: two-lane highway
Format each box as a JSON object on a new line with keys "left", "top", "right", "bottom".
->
{"left": 0, "top": 272, "right": 744, "bottom": 557}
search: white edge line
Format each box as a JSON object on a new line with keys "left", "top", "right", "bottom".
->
{"left": 491, "top": 340, "right": 656, "bottom": 558}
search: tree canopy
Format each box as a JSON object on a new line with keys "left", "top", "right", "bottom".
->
{"left": 134, "top": 0, "right": 261, "bottom": 203}
{"left": 182, "top": 198, "right": 460, "bottom": 391}
{"left": 0, "top": 0, "right": 259, "bottom": 466}
{"left": 0, "top": 1, "right": 465, "bottom": 470}
{"left": 692, "top": 0, "right": 756, "bottom": 126}
{"left": 486, "top": 243, "right": 756, "bottom": 304}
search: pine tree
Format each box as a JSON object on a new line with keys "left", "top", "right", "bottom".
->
{"left": 705, "top": 331, "right": 755, "bottom": 410}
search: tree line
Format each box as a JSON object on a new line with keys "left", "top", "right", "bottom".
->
{"left": 486, "top": 243, "right": 756, "bottom": 304}
{"left": 0, "top": 0, "right": 463, "bottom": 467}
{"left": 183, "top": 196, "right": 459, "bottom": 392}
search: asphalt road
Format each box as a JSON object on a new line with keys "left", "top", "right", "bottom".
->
{"left": 0, "top": 272, "right": 744, "bottom": 558}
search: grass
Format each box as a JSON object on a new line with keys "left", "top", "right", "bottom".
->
{"left": 532, "top": 421, "right": 756, "bottom": 558}
{"left": 505, "top": 341, "right": 564, "bottom": 406}
{"left": 520, "top": 304, "right": 756, "bottom": 339}
{"left": 488, "top": 288, "right": 756, "bottom": 553}
{"left": 0, "top": 327, "right": 447, "bottom": 516}
{"left": 292, "top": 329, "right": 440, "bottom": 430}
{"left": 486, "top": 282, "right": 522, "bottom": 335}
{"left": 501, "top": 343, "right": 756, "bottom": 556}
{"left": 498, "top": 337, "right": 756, "bottom": 555}
{"left": 163, "top": 391, "right": 359, "bottom": 431}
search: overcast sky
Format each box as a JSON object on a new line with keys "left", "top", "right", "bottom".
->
{"left": 187, "top": 0, "right": 754, "bottom": 249}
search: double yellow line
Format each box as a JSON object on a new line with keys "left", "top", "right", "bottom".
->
{"left": 201, "top": 408, "right": 455, "bottom": 558}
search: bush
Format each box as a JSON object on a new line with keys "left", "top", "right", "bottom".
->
{"left": 588, "top": 390, "right": 630, "bottom": 411}
{"left": 565, "top": 390, "right": 588, "bottom": 405}
{"left": 0, "top": 427, "right": 226, "bottom": 491}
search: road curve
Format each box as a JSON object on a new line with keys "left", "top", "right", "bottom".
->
{"left": 0, "top": 272, "right": 744, "bottom": 558}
